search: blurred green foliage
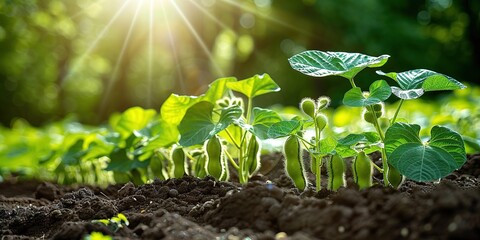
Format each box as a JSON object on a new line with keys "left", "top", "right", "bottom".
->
{"left": 0, "top": 0, "right": 478, "bottom": 126}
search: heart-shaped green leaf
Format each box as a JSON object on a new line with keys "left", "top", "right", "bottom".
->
{"left": 343, "top": 80, "right": 391, "bottom": 107}
{"left": 252, "top": 107, "right": 282, "bottom": 139}
{"left": 289, "top": 50, "right": 390, "bottom": 79}
{"left": 226, "top": 73, "right": 280, "bottom": 98}
{"left": 337, "top": 132, "right": 380, "bottom": 146}
{"left": 267, "top": 119, "right": 302, "bottom": 139}
{"left": 161, "top": 77, "right": 236, "bottom": 125}
{"left": 377, "top": 69, "right": 466, "bottom": 100}
{"left": 106, "top": 148, "right": 150, "bottom": 172}
{"left": 385, "top": 122, "right": 466, "bottom": 182}
{"left": 137, "top": 120, "right": 180, "bottom": 153}
{"left": 178, "top": 101, "right": 242, "bottom": 147}
{"left": 112, "top": 107, "right": 157, "bottom": 139}
{"left": 319, "top": 136, "right": 337, "bottom": 155}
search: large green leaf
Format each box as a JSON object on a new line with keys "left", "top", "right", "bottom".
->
{"left": 252, "top": 107, "right": 282, "bottom": 139}
{"left": 204, "top": 77, "right": 237, "bottom": 102}
{"left": 137, "top": 120, "right": 180, "bottom": 154}
{"left": 343, "top": 80, "right": 391, "bottom": 107}
{"left": 267, "top": 119, "right": 302, "bottom": 139}
{"left": 377, "top": 69, "right": 466, "bottom": 100}
{"left": 385, "top": 122, "right": 466, "bottom": 181}
{"left": 161, "top": 77, "right": 236, "bottom": 125}
{"left": 337, "top": 132, "right": 380, "bottom": 146}
{"left": 233, "top": 107, "right": 282, "bottom": 139}
{"left": 289, "top": 50, "right": 389, "bottom": 79}
{"left": 106, "top": 148, "right": 150, "bottom": 172}
{"left": 178, "top": 101, "right": 242, "bottom": 147}
{"left": 112, "top": 107, "right": 157, "bottom": 139}
{"left": 226, "top": 73, "right": 280, "bottom": 98}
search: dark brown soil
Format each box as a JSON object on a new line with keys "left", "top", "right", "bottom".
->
{"left": 1, "top": 153, "right": 479, "bottom": 239}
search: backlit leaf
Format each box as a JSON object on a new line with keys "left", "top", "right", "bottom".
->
{"left": 377, "top": 69, "right": 466, "bottom": 100}
{"left": 267, "top": 119, "right": 302, "bottom": 139}
{"left": 161, "top": 77, "right": 236, "bottom": 125}
{"left": 385, "top": 122, "right": 466, "bottom": 181}
{"left": 289, "top": 50, "right": 389, "bottom": 79}
{"left": 343, "top": 80, "right": 391, "bottom": 107}
{"left": 178, "top": 101, "right": 242, "bottom": 147}
{"left": 226, "top": 73, "right": 280, "bottom": 98}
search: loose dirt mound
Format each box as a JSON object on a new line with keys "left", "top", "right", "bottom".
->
{"left": 1, "top": 154, "right": 479, "bottom": 239}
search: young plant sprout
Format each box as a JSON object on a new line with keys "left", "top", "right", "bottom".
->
{"left": 168, "top": 74, "right": 281, "bottom": 184}
{"left": 288, "top": 50, "right": 467, "bottom": 189}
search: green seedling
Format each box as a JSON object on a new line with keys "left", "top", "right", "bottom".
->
{"left": 83, "top": 232, "right": 112, "bottom": 240}
{"left": 91, "top": 213, "right": 129, "bottom": 232}
{"left": 289, "top": 50, "right": 467, "bottom": 188}
{"left": 268, "top": 96, "right": 334, "bottom": 191}
{"left": 176, "top": 74, "right": 281, "bottom": 184}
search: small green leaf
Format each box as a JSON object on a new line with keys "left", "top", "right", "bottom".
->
{"left": 267, "top": 119, "right": 302, "bottom": 139}
{"left": 385, "top": 122, "right": 466, "bottom": 181}
{"left": 226, "top": 73, "right": 280, "bottom": 98}
{"left": 337, "top": 132, "right": 380, "bottom": 146}
{"left": 178, "top": 101, "right": 242, "bottom": 147}
{"left": 289, "top": 50, "right": 389, "bottom": 79}
{"left": 319, "top": 136, "right": 337, "bottom": 155}
{"left": 161, "top": 77, "right": 236, "bottom": 125}
{"left": 112, "top": 107, "right": 157, "bottom": 139}
{"left": 377, "top": 69, "right": 466, "bottom": 100}
{"left": 139, "top": 120, "right": 180, "bottom": 153}
{"left": 343, "top": 80, "right": 391, "bottom": 107}
{"left": 203, "top": 77, "right": 237, "bottom": 102}
{"left": 252, "top": 107, "right": 282, "bottom": 139}
{"left": 106, "top": 148, "right": 150, "bottom": 172}
{"left": 160, "top": 94, "right": 200, "bottom": 125}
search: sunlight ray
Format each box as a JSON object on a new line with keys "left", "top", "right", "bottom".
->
{"left": 160, "top": 1, "right": 186, "bottom": 93}
{"left": 168, "top": 0, "right": 225, "bottom": 77}
{"left": 221, "top": 0, "right": 313, "bottom": 37}
{"left": 98, "top": 0, "right": 143, "bottom": 115}
{"left": 70, "top": 0, "right": 107, "bottom": 20}
{"left": 62, "top": 0, "right": 132, "bottom": 86}
{"left": 147, "top": 0, "right": 154, "bottom": 107}
{"left": 189, "top": 0, "right": 232, "bottom": 31}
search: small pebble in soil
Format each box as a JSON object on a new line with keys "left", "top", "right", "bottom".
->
{"left": 168, "top": 189, "right": 179, "bottom": 198}
{"left": 275, "top": 232, "right": 287, "bottom": 239}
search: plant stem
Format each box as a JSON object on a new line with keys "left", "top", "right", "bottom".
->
{"left": 238, "top": 131, "right": 248, "bottom": 184}
{"left": 372, "top": 161, "right": 383, "bottom": 173}
{"left": 224, "top": 150, "right": 240, "bottom": 170}
{"left": 314, "top": 116, "right": 322, "bottom": 192}
{"left": 238, "top": 145, "right": 247, "bottom": 184}
{"left": 349, "top": 78, "right": 357, "bottom": 88}
{"left": 316, "top": 160, "right": 322, "bottom": 192}
{"left": 381, "top": 148, "right": 389, "bottom": 186}
{"left": 367, "top": 105, "right": 389, "bottom": 186}
{"left": 246, "top": 97, "right": 253, "bottom": 124}
{"left": 368, "top": 106, "right": 385, "bottom": 142}
{"left": 390, "top": 99, "right": 404, "bottom": 125}
{"left": 224, "top": 128, "right": 241, "bottom": 149}
{"left": 297, "top": 136, "right": 315, "bottom": 148}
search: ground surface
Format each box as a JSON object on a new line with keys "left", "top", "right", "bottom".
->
{"left": 1, "top": 153, "right": 479, "bottom": 239}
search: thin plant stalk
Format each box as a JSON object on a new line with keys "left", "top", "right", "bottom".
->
{"left": 367, "top": 105, "right": 390, "bottom": 186}
{"left": 390, "top": 99, "right": 405, "bottom": 125}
